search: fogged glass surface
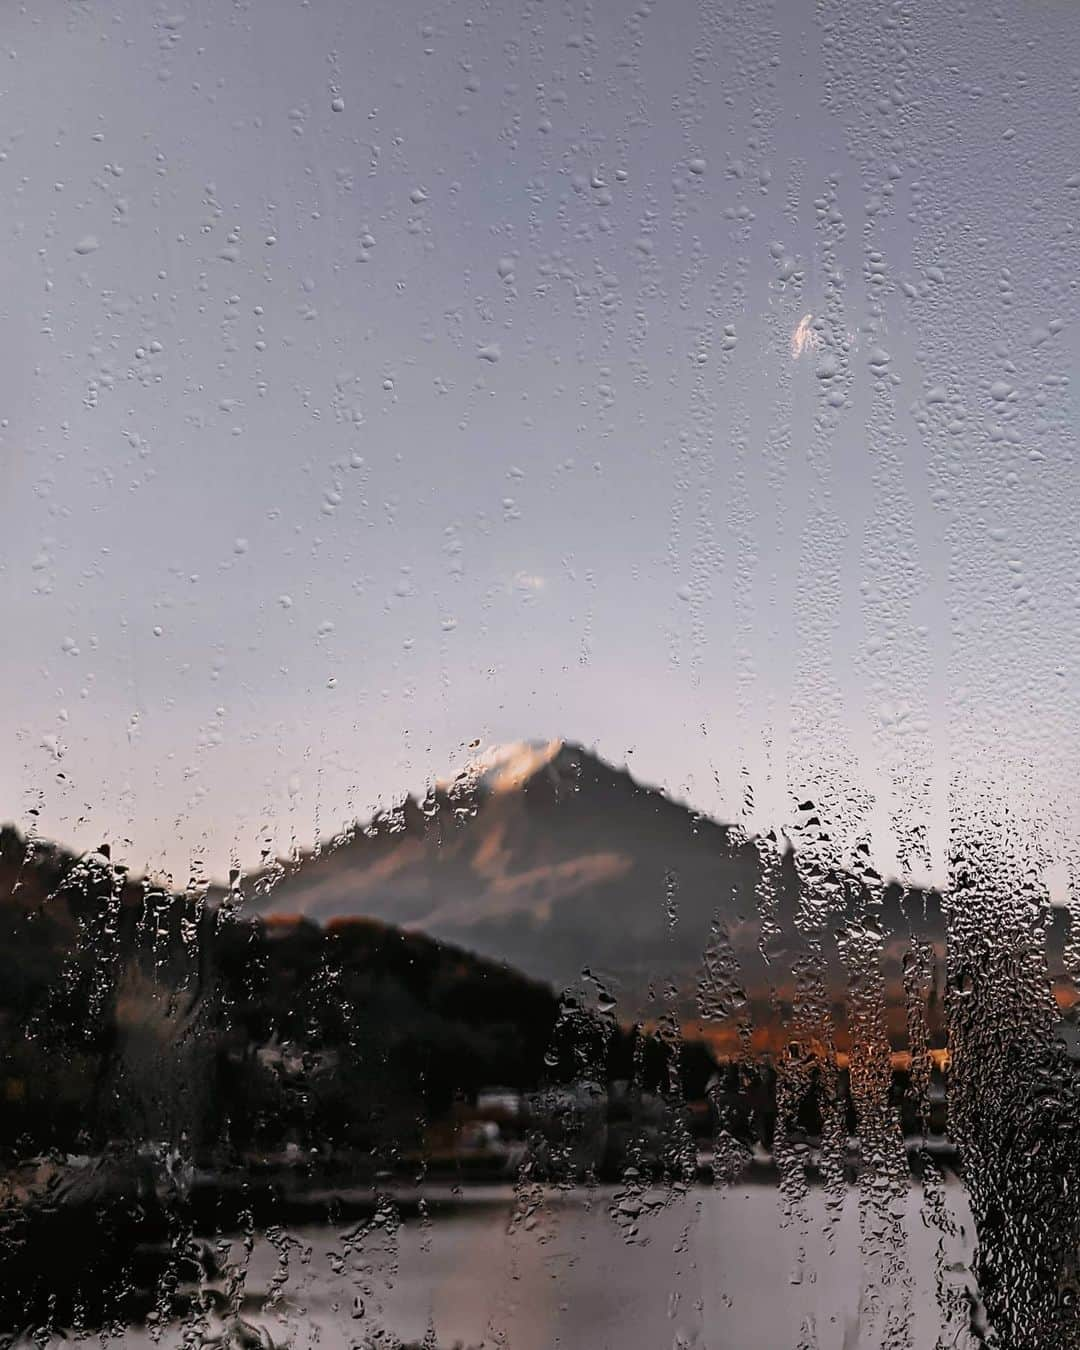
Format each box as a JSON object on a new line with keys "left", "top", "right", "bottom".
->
{"left": 3, "top": 1, "right": 1080, "bottom": 1346}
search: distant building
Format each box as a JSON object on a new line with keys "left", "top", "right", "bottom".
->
{"left": 255, "top": 1039, "right": 338, "bottom": 1078}
{"left": 475, "top": 1087, "right": 522, "bottom": 1119}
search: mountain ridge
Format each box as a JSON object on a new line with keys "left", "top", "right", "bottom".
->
{"left": 233, "top": 740, "right": 951, "bottom": 1042}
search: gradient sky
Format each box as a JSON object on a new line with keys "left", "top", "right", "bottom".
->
{"left": 3, "top": 0, "right": 1080, "bottom": 889}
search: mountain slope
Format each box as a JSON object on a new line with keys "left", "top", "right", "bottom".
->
{"left": 249, "top": 743, "right": 748, "bottom": 997}
{"left": 247, "top": 741, "right": 953, "bottom": 1044}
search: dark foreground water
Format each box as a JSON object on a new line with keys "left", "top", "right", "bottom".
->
{"left": 45, "top": 1176, "right": 980, "bottom": 1350}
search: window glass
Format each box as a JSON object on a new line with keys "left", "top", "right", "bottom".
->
{"left": 3, "top": 2, "right": 1080, "bottom": 1345}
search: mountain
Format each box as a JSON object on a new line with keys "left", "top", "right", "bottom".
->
{"left": 248, "top": 741, "right": 751, "bottom": 996}
{"left": 244, "top": 740, "right": 957, "bottom": 1050}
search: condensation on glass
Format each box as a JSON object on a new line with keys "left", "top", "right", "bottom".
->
{"left": 2, "top": 1, "right": 1080, "bottom": 1347}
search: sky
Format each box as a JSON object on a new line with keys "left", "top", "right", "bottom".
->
{"left": 3, "top": 0, "right": 1080, "bottom": 890}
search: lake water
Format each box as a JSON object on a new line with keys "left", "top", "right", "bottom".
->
{"left": 108, "top": 1176, "right": 981, "bottom": 1350}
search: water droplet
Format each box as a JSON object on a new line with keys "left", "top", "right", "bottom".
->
{"left": 74, "top": 234, "right": 99, "bottom": 255}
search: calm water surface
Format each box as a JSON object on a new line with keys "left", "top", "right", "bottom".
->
{"left": 106, "top": 1179, "right": 978, "bottom": 1350}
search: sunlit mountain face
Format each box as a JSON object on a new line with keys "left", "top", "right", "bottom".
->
{"left": 436, "top": 738, "right": 567, "bottom": 794}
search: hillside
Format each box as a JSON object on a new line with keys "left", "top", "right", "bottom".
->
{"left": 0, "top": 825, "right": 560, "bottom": 1156}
